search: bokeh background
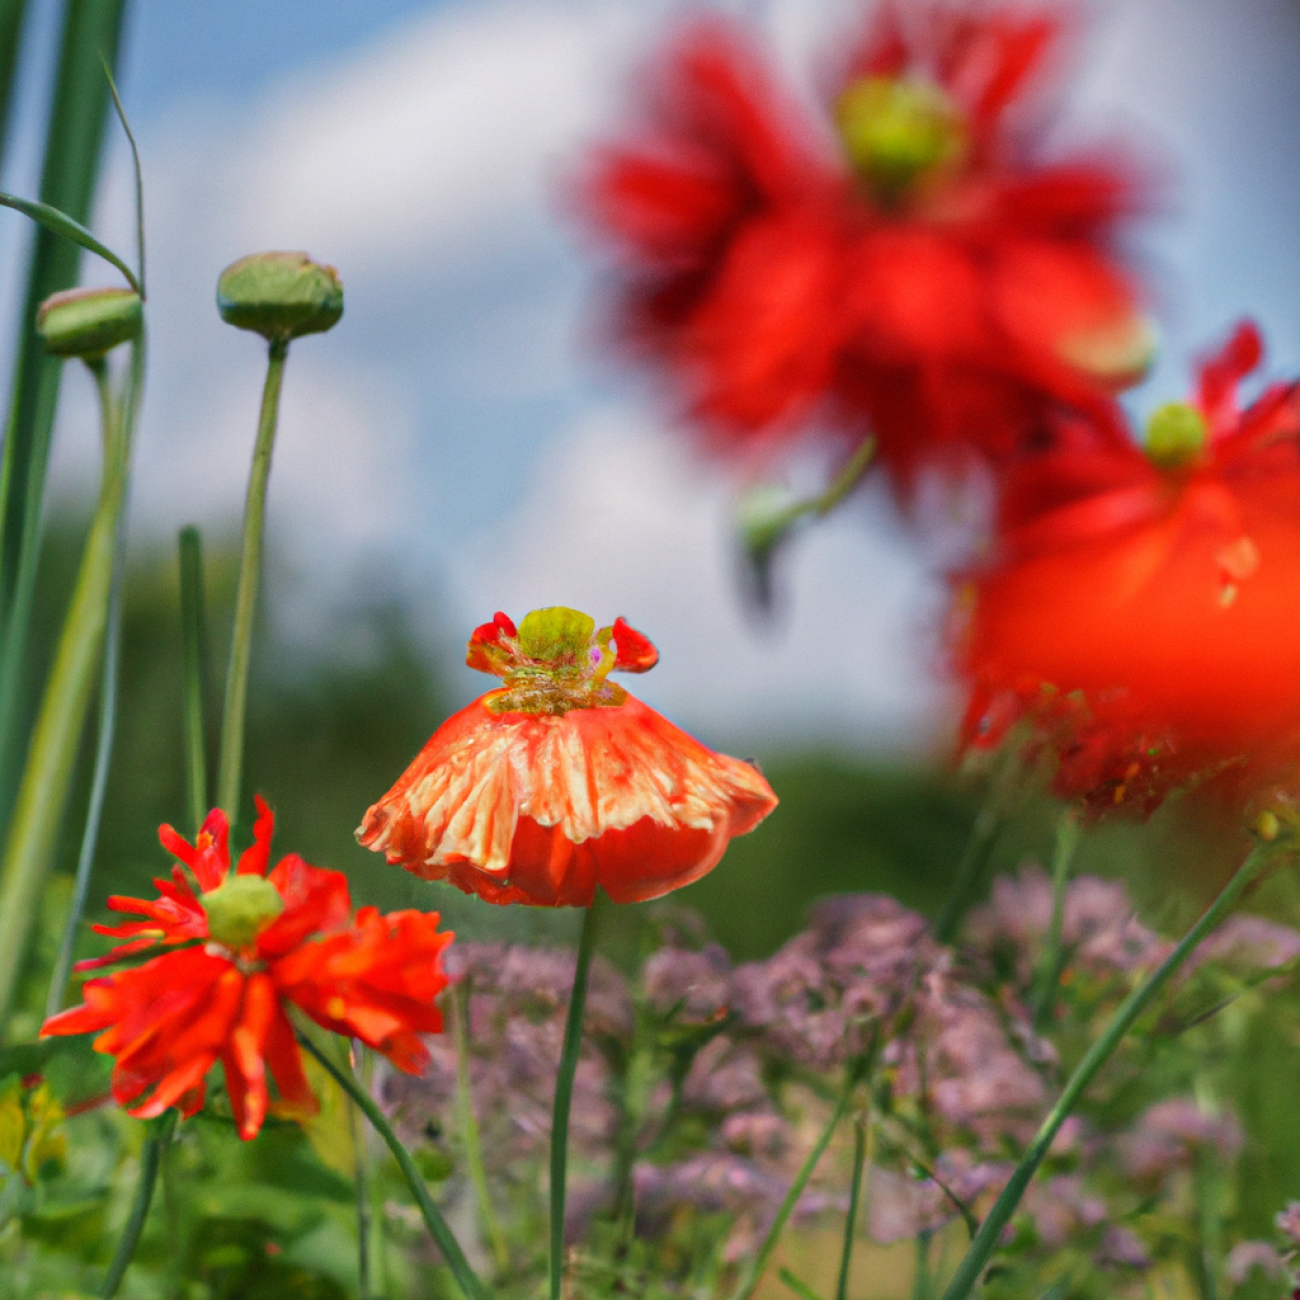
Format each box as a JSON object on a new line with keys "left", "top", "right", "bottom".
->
{"left": 5, "top": 0, "right": 1300, "bottom": 984}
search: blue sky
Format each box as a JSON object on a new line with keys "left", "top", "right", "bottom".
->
{"left": 10, "top": 0, "right": 1300, "bottom": 752}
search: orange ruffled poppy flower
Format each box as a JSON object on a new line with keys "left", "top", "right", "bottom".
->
{"left": 958, "top": 322, "right": 1300, "bottom": 812}
{"left": 579, "top": 2, "right": 1152, "bottom": 485}
{"left": 357, "top": 607, "right": 778, "bottom": 906}
{"left": 42, "top": 798, "right": 452, "bottom": 1139}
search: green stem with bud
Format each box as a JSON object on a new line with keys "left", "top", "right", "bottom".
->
{"left": 550, "top": 891, "right": 606, "bottom": 1300}
{"left": 937, "top": 839, "right": 1280, "bottom": 1300}
{"left": 298, "top": 1033, "right": 488, "bottom": 1300}
{"left": 0, "top": 352, "right": 132, "bottom": 1030}
{"left": 217, "top": 336, "right": 287, "bottom": 823}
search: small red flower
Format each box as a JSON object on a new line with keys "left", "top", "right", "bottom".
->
{"left": 578, "top": 2, "right": 1151, "bottom": 485}
{"left": 358, "top": 608, "right": 778, "bottom": 906}
{"left": 958, "top": 322, "right": 1300, "bottom": 812}
{"left": 41, "top": 798, "right": 453, "bottom": 1139}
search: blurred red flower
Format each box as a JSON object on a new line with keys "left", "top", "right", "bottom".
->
{"left": 578, "top": 2, "right": 1152, "bottom": 485}
{"left": 42, "top": 798, "right": 452, "bottom": 1139}
{"left": 958, "top": 322, "right": 1300, "bottom": 813}
{"left": 358, "top": 608, "right": 777, "bottom": 906}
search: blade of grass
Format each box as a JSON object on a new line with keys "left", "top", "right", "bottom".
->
{"left": 0, "top": 193, "right": 139, "bottom": 293}
{"left": 0, "top": 0, "right": 128, "bottom": 821}
{"left": 98, "top": 54, "right": 143, "bottom": 295}
{"left": 0, "top": 1, "right": 30, "bottom": 173}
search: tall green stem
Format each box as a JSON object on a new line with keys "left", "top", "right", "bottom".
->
{"left": 45, "top": 359, "right": 128, "bottom": 1016}
{"left": 731, "top": 1064, "right": 863, "bottom": 1300}
{"left": 933, "top": 798, "right": 1004, "bottom": 945}
{"left": 937, "top": 840, "right": 1278, "bottom": 1300}
{"left": 835, "top": 1107, "right": 870, "bottom": 1300}
{"left": 298, "top": 1034, "right": 487, "bottom": 1300}
{"left": 177, "top": 526, "right": 209, "bottom": 831}
{"left": 550, "top": 893, "right": 604, "bottom": 1300}
{"left": 0, "top": 350, "right": 132, "bottom": 1029}
{"left": 454, "top": 979, "right": 508, "bottom": 1273}
{"left": 0, "top": 0, "right": 127, "bottom": 817}
{"left": 217, "top": 337, "right": 287, "bottom": 822}
{"left": 101, "top": 1108, "right": 176, "bottom": 1298}
{"left": 1031, "top": 811, "right": 1081, "bottom": 1029}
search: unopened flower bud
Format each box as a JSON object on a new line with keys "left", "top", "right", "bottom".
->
{"left": 1145, "top": 402, "right": 1208, "bottom": 470}
{"left": 216, "top": 251, "right": 343, "bottom": 342}
{"left": 835, "top": 76, "right": 965, "bottom": 198}
{"left": 1256, "top": 810, "right": 1281, "bottom": 842}
{"left": 36, "top": 286, "right": 142, "bottom": 359}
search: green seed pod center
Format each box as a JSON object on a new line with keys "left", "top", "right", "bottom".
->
{"left": 202, "top": 874, "right": 285, "bottom": 950}
{"left": 835, "top": 75, "right": 966, "bottom": 201}
{"left": 36, "top": 287, "right": 142, "bottom": 359}
{"left": 217, "top": 251, "right": 343, "bottom": 342}
{"left": 1145, "top": 401, "right": 1208, "bottom": 470}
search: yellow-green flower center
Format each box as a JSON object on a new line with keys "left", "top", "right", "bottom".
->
{"left": 202, "top": 874, "right": 284, "bottom": 950}
{"left": 835, "top": 75, "right": 966, "bottom": 201}
{"left": 482, "top": 607, "right": 627, "bottom": 716}
{"left": 1145, "top": 401, "right": 1208, "bottom": 471}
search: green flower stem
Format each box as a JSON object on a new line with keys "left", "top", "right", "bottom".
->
{"left": 835, "top": 1106, "right": 871, "bottom": 1300}
{"left": 934, "top": 791, "right": 1006, "bottom": 945}
{"left": 732, "top": 1063, "right": 863, "bottom": 1300}
{"left": 0, "top": 0, "right": 127, "bottom": 818}
{"left": 937, "top": 840, "right": 1278, "bottom": 1300}
{"left": 1031, "top": 810, "right": 1081, "bottom": 1029}
{"left": 454, "top": 979, "right": 508, "bottom": 1274}
{"left": 550, "top": 891, "right": 605, "bottom": 1300}
{"left": 177, "top": 526, "right": 210, "bottom": 832}
{"left": 298, "top": 1034, "right": 488, "bottom": 1300}
{"left": 217, "top": 336, "right": 288, "bottom": 823}
{"left": 101, "top": 1108, "right": 177, "bottom": 1298}
{"left": 351, "top": 1043, "right": 372, "bottom": 1300}
{"left": 44, "top": 358, "right": 130, "bottom": 1017}
{"left": 0, "top": 353, "right": 132, "bottom": 1029}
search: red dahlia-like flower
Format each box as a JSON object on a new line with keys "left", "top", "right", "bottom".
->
{"left": 958, "top": 322, "right": 1300, "bottom": 812}
{"left": 41, "top": 798, "right": 452, "bottom": 1139}
{"left": 579, "top": 2, "right": 1151, "bottom": 484}
{"left": 358, "top": 608, "right": 777, "bottom": 906}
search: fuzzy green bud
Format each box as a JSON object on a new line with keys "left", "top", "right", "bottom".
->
{"left": 36, "top": 287, "right": 142, "bottom": 359}
{"left": 201, "top": 874, "right": 284, "bottom": 950}
{"left": 217, "top": 251, "right": 343, "bottom": 342}
{"left": 835, "top": 75, "right": 965, "bottom": 198}
{"left": 1145, "top": 402, "right": 1208, "bottom": 470}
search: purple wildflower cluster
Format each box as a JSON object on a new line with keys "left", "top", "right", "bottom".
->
{"left": 382, "top": 872, "right": 1300, "bottom": 1293}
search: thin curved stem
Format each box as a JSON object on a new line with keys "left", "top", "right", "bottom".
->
{"left": 297, "top": 1034, "right": 487, "bottom": 1300}
{"left": 550, "top": 893, "right": 605, "bottom": 1300}
{"left": 731, "top": 1062, "right": 863, "bottom": 1300}
{"left": 938, "top": 840, "right": 1278, "bottom": 1300}
{"left": 934, "top": 798, "right": 1004, "bottom": 945}
{"left": 45, "top": 362, "right": 128, "bottom": 1016}
{"left": 217, "top": 336, "right": 287, "bottom": 822}
{"left": 101, "top": 1108, "right": 176, "bottom": 1298}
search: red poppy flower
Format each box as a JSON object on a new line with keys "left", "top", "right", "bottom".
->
{"left": 41, "top": 798, "right": 452, "bottom": 1139}
{"left": 357, "top": 608, "right": 778, "bottom": 906}
{"left": 958, "top": 322, "right": 1300, "bottom": 812}
{"left": 578, "top": 2, "right": 1151, "bottom": 485}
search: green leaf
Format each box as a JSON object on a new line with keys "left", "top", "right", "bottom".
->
{"left": 0, "top": 191, "right": 139, "bottom": 295}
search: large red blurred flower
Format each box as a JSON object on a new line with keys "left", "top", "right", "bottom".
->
{"left": 42, "top": 798, "right": 452, "bottom": 1139}
{"left": 358, "top": 608, "right": 777, "bottom": 906}
{"left": 958, "top": 322, "right": 1300, "bottom": 813}
{"left": 579, "top": 2, "right": 1151, "bottom": 485}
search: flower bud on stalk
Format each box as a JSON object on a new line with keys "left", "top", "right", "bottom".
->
{"left": 216, "top": 251, "right": 342, "bottom": 342}
{"left": 213, "top": 251, "right": 343, "bottom": 827}
{"left": 36, "top": 286, "right": 141, "bottom": 359}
